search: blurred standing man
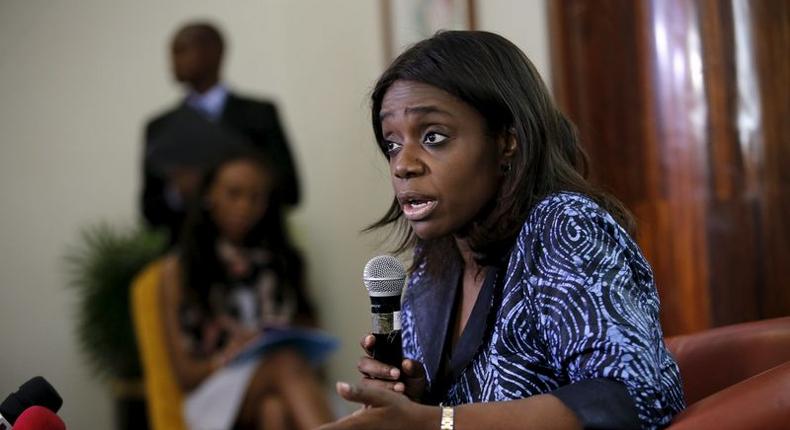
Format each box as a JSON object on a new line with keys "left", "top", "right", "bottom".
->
{"left": 141, "top": 21, "right": 300, "bottom": 242}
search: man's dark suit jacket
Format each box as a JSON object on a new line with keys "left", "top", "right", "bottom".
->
{"left": 141, "top": 93, "right": 301, "bottom": 239}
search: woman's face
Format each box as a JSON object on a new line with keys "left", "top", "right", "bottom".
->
{"left": 380, "top": 80, "right": 505, "bottom": 240}
{"left": 206, "top": 159, "right": 271, "bottom": 243}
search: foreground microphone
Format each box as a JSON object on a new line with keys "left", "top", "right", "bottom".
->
{"left": 0, "top": 377, "right": 63, "bottom": 429}
{"left": 12, "top": 406, "right": 65, "bottom": 430}
{"left": 363, "top": 255, "right": 406, "bottom": 367}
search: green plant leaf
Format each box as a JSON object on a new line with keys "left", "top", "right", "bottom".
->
{"left": 64, "top": 223, "right": 167, "bottom": 380}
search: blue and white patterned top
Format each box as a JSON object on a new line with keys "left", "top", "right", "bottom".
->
{"left": 401, "top": 192, "right": 685, "bottom": 429}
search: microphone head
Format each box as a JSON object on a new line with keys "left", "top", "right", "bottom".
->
{"left": 363, "top": 255, "right": 406, "bottom": 298}
{"left": 13, "top": 406, "right": 66, "bottom": 430}
{"left": 0, "top": 376, "right": 63, "bottom": 424}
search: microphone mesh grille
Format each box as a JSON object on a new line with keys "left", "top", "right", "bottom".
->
{"left": 363, "top": 255, "right": 406, "bottom": 297}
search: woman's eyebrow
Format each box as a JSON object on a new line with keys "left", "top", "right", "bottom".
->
{"left": 379, "top": 105, "right": 454, "bottom": 121}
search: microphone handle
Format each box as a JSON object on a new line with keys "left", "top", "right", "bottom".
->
{"left": 372, "top": 330, "right": 402, "bottom": 367}
{"left": 369, "top": 295, "right": 403, "bottom": 367}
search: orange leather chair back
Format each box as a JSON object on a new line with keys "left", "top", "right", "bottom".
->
{"left": 665, "top": 316, "right": 790, "bottom": 403}
{"left": 669, "top": 360, "right": 790, "bottom": 429}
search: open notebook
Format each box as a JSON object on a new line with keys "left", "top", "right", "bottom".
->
{"left": 230, "top": 326, "right": 340, "bottom": 367}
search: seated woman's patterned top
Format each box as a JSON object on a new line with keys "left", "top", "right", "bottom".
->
{"left": 179, "top": 245, "right": 297, "bottom": 357}
{"left": 401, "top": 193, "right": 685, "bottom": 429}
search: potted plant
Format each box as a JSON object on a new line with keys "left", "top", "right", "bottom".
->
{"left": 65, "top": 223, "right": 166, "bottom": 430}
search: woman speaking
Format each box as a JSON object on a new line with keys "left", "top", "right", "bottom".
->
{"left": 321, "top": 31, "right": 684, "bottom": 430}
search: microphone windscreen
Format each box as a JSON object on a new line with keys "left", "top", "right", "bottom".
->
{"left": 13, "top": 406, "right": 66, "bottom": 430}
{"left": 363, "top": 255, "right": 406, "bottom": 297}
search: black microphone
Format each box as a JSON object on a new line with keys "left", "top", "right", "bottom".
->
{"left": 363, "top": 255, "right": 406, "bottom": 367}
{"left": 0, "top": 377, "right": 63, "bottom": 430}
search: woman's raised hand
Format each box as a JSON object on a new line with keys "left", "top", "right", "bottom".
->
{"left": 317, "top": 382, "right": 437, "bottom": 430}
{"left": 358, "top": 334, "right": 426, "bottom": 401}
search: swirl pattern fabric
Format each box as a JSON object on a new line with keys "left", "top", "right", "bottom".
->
{"left": 401, "top": 193, "right": 685, "bottom": 428}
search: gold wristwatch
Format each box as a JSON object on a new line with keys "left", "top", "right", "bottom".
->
{"left": 439, "top": 403, "right": 454, "bottom": 430}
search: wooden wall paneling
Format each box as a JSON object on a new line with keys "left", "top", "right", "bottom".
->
{"left": 697, "top": 0, "right": 762, "bottom": 325}
{"left": 547, "top": 0, "right": 789, "bottom": 334}
{"left": 748, "top": 0, "right": 790, "bottom": 318}
{"left": 645, "top": 0, "right": 714, "bottom": 334}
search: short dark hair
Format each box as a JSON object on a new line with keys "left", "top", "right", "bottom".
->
{"left": 368, "top": 31, "right": 633, "bottom": 272}
{"left": 177, "top": 21, "right": 225, "bottom": 55}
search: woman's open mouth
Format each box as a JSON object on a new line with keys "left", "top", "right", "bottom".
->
{"left": 398, "top": 193, "right": 438, "bottom": 221}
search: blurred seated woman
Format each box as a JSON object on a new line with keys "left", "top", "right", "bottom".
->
{"left": 160, "top": 149, "right": 333, "bottom": 430}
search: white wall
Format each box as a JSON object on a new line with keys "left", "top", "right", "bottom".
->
{"left": 477, "top": 0, "right": 552, "bottom": 86}
{"left": 0, "top": 1, "right": 548, "bottom": 428}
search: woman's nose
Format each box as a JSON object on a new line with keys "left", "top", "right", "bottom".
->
{"left": 392, "top": 143, "right": 426, "bottom": 179}
{"left": 234, "top": 196, "right": 256, "bottom": 214}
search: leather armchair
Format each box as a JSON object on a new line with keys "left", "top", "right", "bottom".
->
{"left": 666, "top": 317, "right": 790, "bottom": 429}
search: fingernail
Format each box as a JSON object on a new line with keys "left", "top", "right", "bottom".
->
{"left": 337, "top": 381, "right": 350, "bottom": 392}
{"left": 390, "top": 368, "right": 400, "bottom": 378}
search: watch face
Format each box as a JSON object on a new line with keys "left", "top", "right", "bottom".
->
{"left": 440, "top": 405, "right": 454, "bottom": 429}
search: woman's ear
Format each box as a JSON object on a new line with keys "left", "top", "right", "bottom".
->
{"left": 499, "top": 127, "right": 518, "bottom": 160}
{"left": 496, "top": 129, "right": 517, "bottom": 175}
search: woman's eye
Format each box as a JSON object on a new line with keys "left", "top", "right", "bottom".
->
{"left": 384, "top": 140, "right": 402, "bottom": 154}
{"left": 423, "top": 131, "right": 448, "bottom": 145}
